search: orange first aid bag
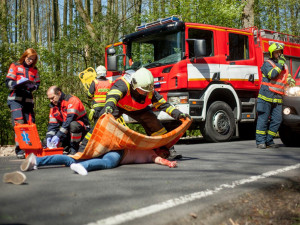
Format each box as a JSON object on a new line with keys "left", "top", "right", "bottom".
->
{"left": 14, "top": 123, "right": 63, "bottom": 158}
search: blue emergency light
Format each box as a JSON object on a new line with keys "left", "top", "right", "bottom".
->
{"left": 136, "top": 16, "right": 180, "bottom": 31}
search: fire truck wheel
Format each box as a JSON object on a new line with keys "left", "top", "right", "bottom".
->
{"left": 279, "top": 124, "right": 300, "bottom": 147}
{"left": 200, "top": 101, "right": 235, "bottom": 142}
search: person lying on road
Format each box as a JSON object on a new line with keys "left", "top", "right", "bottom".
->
{"left": 20, "top": 149, "right": 177, "bottom": 176}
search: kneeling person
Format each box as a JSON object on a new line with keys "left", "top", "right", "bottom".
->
{"left": 46, "top": 86, "right": 90, "bottom": 154}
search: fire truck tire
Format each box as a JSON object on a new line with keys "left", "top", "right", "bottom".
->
{"left": 200, "top": 101, "right": 235, "bottom": 142}
{"left": 279, "top": 124, "right": 300, "bottom": 147}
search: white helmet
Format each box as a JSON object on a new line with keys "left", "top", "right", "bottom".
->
{"left": 96, "top": 65, "right": 107, "bottom": 78}
{"left": 131, "top": 68, "right": 154, "bottom": 92}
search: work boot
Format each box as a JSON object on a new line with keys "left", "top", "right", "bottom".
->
{"left": 3, "top": 171, "right": 26, "bottom": 185}
{"left": 68, "top": 148, "right": 77, "bottom": 155}
{"left": 267, "top": 143, "right": 279, "bottom": 148}
{"left": 257, "top": 143, "right": 266, "bottom": 149}
{"left": 15, "top": 146, "right": 25, "bottom": 159}
{"left": 20, "top": 153, "right": 37, "bottom": 172}
{"left": 168, "top": 146, "right": 182, "bottom": 160}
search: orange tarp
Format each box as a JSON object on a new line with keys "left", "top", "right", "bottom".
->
{"left": 71, "top": 114, "right": 192, "bottom": 160}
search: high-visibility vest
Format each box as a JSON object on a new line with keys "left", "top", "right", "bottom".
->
{"left": 92, "top": 79, "right": 111, "bottom": 108}
{"left": 261, "top": 60, "right": 288, "bottom": 95}
{"left": 117, "top": 77, "right": 153, "bottom": 111}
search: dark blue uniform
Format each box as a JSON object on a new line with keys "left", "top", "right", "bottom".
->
{"left": 256, "top": 58, "right": 285, "bottom": 146}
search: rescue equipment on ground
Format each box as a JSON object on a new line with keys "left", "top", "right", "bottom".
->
{"left": 14, "top": 122, "right": 63, "bottom": 158}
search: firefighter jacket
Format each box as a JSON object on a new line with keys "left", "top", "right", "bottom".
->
{"left": 258, "top": 58, "right": 288, "bottom": 104}
{"left": 88, "top": 78, "right": 111, "bottom": 109}
{"left": 5, "top": 62, "right": 40, "bottom": 103}
{"left": 46, "top": 92, "right": 90, "bottom": 140}
{"left": 104, "top": 73, "right": 182, "bottom": 119}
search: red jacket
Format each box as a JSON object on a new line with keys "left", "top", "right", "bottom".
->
{"left": 47, "top": 92, "right": 89, "bottom": 140}
{"left": 6, "top": 62, "right": 40, "bottom": 102}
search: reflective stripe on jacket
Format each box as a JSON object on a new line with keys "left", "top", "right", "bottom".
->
{"left": 6, "top": 62, "right": 40, "bottom": 101}
{"left": 117, "top": 77, "right": 153, "bottom": 111}
{"left": 261, "top": 60, "right": 288, "bottom": 95}
{"left": 92, "top": 79, "right": 111, "bottom": 108}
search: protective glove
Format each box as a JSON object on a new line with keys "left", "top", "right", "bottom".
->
{"left": 17, "top": 77, "right": 28, "bottom": 84}
{"left": 278, "top": 55, "right": 286, "bottom": 66}
{"left": 50, "top": 135, "right": 60, "bottom": 147}
{"left": 46, "top": 137, "right": 52, "bottom": 148}
{"left": 88, "top": 109, "right": 95, "bottom": 121}
{"left": 105, "top": 106, "right": 114, "bottom": 114}
{"left": 288, "top": 78, "right": 296, "bottom": 87}
{"left": 178, "top": 113, "right": 191, "bottom": 120}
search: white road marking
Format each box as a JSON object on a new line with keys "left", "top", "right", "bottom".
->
{"left": 87, "top": 163, "right": 300, "bottom": 225}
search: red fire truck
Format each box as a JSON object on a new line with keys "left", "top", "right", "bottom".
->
{"left": 105, "top": 16, "right": 300, "bottom": 142}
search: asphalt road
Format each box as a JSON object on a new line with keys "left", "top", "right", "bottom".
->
{"left": 0, "top": 138, "right": 299, "bottom": 225}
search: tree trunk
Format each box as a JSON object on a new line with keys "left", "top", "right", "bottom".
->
{"left": 242, "top": 0, "right": 254, "bottom": 28}
{"left": 63, "top": 0, "right": 68, "bottom": 76}
{"left": 30, "top": 0, "right": 36, "bottom": 42}
{"left": 0, "top": 0, "right": 9, "bottom": 44}
{"left": 47, "top": 0, "right": 52, "bottom": 50}
{"left": 69, "top": 0, "right": 74, "bottom": 75}
{"left": 74, "top": 0, "right": 97, "bottom": 40}
{"left": 53, "top": 0, "right": 59, "bottom": 40}
{"left": 18, "top": 0, "right": 22, "bottom": 41}
{"left": 15, "top": 0, "right": 18, "bottom": 43}
{"left": 85, "top": 0, "right": 91, "bottom": 19}
{"left": 24, "top": 0, "right": 28, "bottom": 41}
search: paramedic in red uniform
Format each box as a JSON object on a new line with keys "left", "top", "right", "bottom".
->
{"left": 5, "top": 48, "right": 40, "bottom": 159}
{"left": 46, "top": 86, "right": 90, "bottom": 155}
{"left": 87, "top": 65, "right": 111, "bottom": 123}
{"left": 80, "top": 68, "right": 190, "bottom": 160}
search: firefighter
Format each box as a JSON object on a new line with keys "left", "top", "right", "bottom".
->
{"left": 79, "top": 68, "right": 190, "bottom": 160}
{"left": 87, "top": 65, "right": 111, "bottom": 123}
{"left": 46, "top": 86, "right": 90, "bottom": 155}
{"left": 256, "top": 43, "right": 295, "bottom": 149}
{"left": 5, "top": 48, "right": 40, "bottom": 159}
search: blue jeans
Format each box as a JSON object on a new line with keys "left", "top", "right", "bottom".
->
{"left": 36, "top": 150, "right": 123, "bottom": 172}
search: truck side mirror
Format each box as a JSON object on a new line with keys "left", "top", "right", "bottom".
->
{"left": 194, "top": 39, "right": 206, "bottom": 57}
{"left": 107, "top": 55, "right": 117, "bottom": 71}
{"left": 107, "top": 46, "right": 116, "bottom": 55}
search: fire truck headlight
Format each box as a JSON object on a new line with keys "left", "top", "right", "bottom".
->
{"left": 169, "top": 96, "right": 188, "bottom": 105}
{"left": 285, "top": 86, "right": 300, "bottom": 97}
{"left": 169, "top": 97, "right": 180, "bottom": 105}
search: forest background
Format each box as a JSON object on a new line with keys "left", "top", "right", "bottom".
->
{"left": 0, "top": 0, "right": 299, "bottom": 145}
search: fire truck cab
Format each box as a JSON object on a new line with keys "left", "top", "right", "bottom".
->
{"left": 105, "top": 16, "right": 300, "bottom": 142}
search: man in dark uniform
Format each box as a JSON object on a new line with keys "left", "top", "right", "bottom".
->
{"left": 256, "top": 43, "right": 295, "bottom": 149}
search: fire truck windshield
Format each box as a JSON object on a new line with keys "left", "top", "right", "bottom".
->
{"left": 125, "top": 31, "right": 182, "bottom": 70}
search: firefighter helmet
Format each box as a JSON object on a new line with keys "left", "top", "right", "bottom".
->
{"left": 131, "top": 68, "right": 154, "bottom": 92}
{"left": 96, "top": 65, "right": 107, "bottom": 78}
{"left": 269, "top": 43, "right": 284, "bottom": 58}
